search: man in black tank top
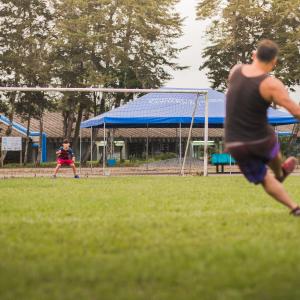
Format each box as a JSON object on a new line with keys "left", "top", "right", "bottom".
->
{"left": 225, "top": 39, "right": 300, "bottom": 217}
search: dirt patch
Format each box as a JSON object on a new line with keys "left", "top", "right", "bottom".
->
{"left": 1, "top": 165, "right": 299, "bottom": 178}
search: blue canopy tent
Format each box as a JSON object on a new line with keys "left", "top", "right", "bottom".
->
{"left": 80, "top": 88, "right": 298, "bottom": 129}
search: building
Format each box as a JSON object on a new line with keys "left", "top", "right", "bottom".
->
{"left": 0, "top": 112, "right": 297, "bottom": 164}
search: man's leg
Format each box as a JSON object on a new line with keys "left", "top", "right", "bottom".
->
{"left": 268, "top": 153, "right": 284, "bottom": 180}
{"left": 262, "top": 170, "right": 299, "bottom": 210}
{"left": 53, "top": 164, "right": 61, "bottom": 176}
{"left": 268, "top": 153, "right": 297, "bottom": 182}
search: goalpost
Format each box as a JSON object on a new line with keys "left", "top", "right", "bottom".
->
{"left": 0, "top": 87, "right": 209, "bottom": 176}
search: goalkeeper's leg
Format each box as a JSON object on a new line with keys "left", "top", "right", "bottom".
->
{"left": 53, "top": 163, "right": 61, "bottom": 177}
{"left": 70, "top": 163, "right": 79, "bottom": 178}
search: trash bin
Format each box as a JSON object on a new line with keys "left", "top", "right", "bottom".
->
{"left": 107, "top": 158, "right": 117, "bottom": 167}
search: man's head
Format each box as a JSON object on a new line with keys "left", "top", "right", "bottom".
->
{"left": 63, "top": 139, "right": 70, "bottom": 150}
{"left": 253, "top": 39, "right": 279, "bottom": 71}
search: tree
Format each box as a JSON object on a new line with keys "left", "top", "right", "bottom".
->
{"left": 197, "top": 0, "right": 300, "bottom": 91}
{"left": 263, "top": 0, "right": 300, "bottom": 89}
{"left": 51, "top": 0, "right": 107, "bottom": 153}
{"left": 15, "top": 94, "right": 39, "bottom": 165}
{"left": 52, "top": 0, "right": 185, "bottom": 160}
{"left": 0, "top": 0, "right": 55, "bottom": 165}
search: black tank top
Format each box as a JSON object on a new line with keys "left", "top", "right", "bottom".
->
{"left": 225, "top": 65, "right": 273, "bottom": 143}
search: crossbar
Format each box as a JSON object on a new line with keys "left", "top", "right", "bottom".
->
{"left": 0, "top": 87, "right": 208, "bottom": 94}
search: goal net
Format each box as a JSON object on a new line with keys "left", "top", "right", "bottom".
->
{"left": 0, "top": 87, "right": 209, "bottom": 176}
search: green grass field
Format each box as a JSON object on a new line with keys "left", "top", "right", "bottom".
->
{"left": 1, "top": 176, "right": 300, "bottom": 300}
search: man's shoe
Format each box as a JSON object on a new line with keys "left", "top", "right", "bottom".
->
{"left": 290, "top": 206, "right": 300, "bottom": 217}
{"left": 74, "top": 175, "right": 80, "bottom": 179}
{"left": 279, "top": 157, "right": 297, "bottom": 182}
{"left": 52, "top": 175, "right": 57, "bottom": 179}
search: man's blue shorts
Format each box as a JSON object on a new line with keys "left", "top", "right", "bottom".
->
{"left": 226, "top": 135, "right": 279, "bottom": 185}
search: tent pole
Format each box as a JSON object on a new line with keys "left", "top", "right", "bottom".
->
{"left": 90, "top": 127, "right": 93, "bottom": 174}
{"left": 146, "top": 124, "right": 149, "bottom": 171}
{"left": 79, "top": 128, "right": 82, "bottom": 175}
{"left": 112, "top": 129, "right": 114, "bottom": 159}
{"left": 179, "top": 123, "right": 182, "bottom": 168}
{"left": 203, "top": 93, "right": 209, "bottom": 177}
{"left": 103, "top": 123, "right": 106, "bottom": 175}
{"left": 181, "top": 94, "right": 200, "bottom": 176}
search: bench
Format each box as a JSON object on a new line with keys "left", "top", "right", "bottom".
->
{"left": 211, "top": 153, "right": 236, "bottom": 173}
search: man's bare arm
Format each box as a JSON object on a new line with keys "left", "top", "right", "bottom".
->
{"left": 260, "top": 77, "right": 300, "bottom": 119}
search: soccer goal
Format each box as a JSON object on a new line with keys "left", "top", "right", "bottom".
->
{"left": 0, "top": 87, "right": 209, "bottom": 176}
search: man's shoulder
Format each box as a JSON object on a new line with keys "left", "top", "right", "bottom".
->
{"left": 259, "top": 76, "right": 285, "bottom": 103}
{"left": 228, "top": 64, "right": 243, "bottom": 80}
{"left": 260, "top": 76, "right": 284, "bottom": 90}
{"left": 231, "top": 63, "right": 243, "bottom": 71}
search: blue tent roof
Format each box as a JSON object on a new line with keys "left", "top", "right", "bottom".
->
{"left": 80, "top": 88, "right": 298, "bottom": 128}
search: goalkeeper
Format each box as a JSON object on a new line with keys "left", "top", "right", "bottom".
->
{"left": 53, "top": 139, "right": 79, "bottom": 178}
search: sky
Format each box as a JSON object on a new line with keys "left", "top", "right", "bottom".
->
{"left": 166, "top": 0, "right": 209, "bottom": 89}
{"left": 167, "top": 0, "right": 300, "bottom": 100}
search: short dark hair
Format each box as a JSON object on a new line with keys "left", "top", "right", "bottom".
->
{"left": 63, "top": 139, "right": 69, "bottom": 144}
{"left": 256, "top": 40, "right": 279, "bottom": 63}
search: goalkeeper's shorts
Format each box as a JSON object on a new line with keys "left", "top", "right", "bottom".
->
{"left": 57, "top": 159, "right": 74, "bottom": 166}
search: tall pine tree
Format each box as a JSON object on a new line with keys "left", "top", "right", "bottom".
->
{"left": 197, "top": 0, "right": 300, "bottom": 91}
{"left": 0, "top": 0, "right": 55, "bottom": 164}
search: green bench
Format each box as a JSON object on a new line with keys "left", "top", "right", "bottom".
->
{"left": 211, "top": 153, "right": 236, "bottom": 173}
